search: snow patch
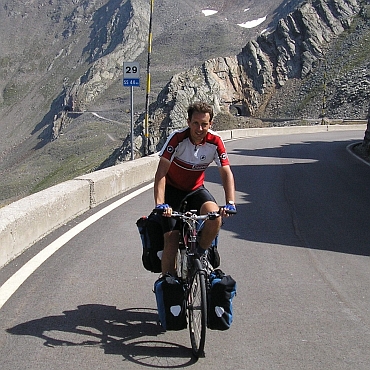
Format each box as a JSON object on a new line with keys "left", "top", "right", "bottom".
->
{"left": 238, "top": 15, "right": 267, "bottom": 29}
{"left": 202, "top": 9, "right": 218, "bottom": 16}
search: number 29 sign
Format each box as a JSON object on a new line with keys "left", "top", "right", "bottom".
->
{"left": 123, "top": 62, "right": 140, "bottom": 87}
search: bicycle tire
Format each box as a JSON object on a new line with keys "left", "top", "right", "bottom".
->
{"left": 187, "top": 258, "right": 207, "bottom": 358}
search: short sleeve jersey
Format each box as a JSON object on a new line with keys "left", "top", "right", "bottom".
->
{"left": 159, "top": 127, "right": 230, "bottom": 191}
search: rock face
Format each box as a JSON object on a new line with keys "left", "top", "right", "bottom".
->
{"left": 51, "top": 0, "right": 149, "bottom": 139}
{"left": 115, "top": 0, "right": 361, "bottom": 160}
{"left": 66, "top": 0, "right": 149, "bottom": 110}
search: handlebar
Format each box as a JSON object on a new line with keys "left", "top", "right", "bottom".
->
{"left": 223, "top": 207, "right": 237, "bottom": 215}
{"left": 153, "top": 207, "right": 236, "bottom": 219}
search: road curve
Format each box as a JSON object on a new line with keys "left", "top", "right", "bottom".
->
{"left": 1, "top": 129, "right": 369, "bottom": 369}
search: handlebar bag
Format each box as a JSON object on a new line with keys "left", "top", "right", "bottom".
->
{"left": 154, "top": 274, "right": 187, "bottom": 331}
{"left": 207, "top": 269, "right": 237, "bottom": 330}
{"left": 136, "top": 212, "right": 164, "bottom": 273}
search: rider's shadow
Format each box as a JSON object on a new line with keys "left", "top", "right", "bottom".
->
{"left": 7, "top": 304, "right": 195, "bottom": 366}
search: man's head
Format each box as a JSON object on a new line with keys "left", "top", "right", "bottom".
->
{"left": 187, "top": 101, "right": 214, "bottom": 122}
{"left": 187, "top": 102, "right": 214, "bottom": 145}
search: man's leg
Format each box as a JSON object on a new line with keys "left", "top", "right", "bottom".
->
{"left": 161, "top": 230, "right": 179, "bottom": 275}
{"left": 198, "top": 201, "right": 222, "bottom": 250}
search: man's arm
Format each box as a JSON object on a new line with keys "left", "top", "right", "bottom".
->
{"left": 218, "top": 165, "right": 236, "bottom": 204}
{"left": 154, "top": 157, "right": 171, "bottom": 205}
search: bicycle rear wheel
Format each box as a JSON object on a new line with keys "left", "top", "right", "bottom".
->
{"left": 187, "top": 258, "right": 207, "bottom": 358}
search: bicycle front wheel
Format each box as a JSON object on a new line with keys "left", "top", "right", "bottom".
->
{"left": 187, "top": 258, "right": 207, "bottom": 358}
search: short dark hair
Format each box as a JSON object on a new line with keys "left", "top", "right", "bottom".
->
{"left": 187, "top": 101, "right": 214, "bottom": 121}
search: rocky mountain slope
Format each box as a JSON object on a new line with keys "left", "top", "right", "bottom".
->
{"left": 0, "top": 0, "right": 294, "bottom": 206}
{"left": 0, "top": 0, "right": 369, "bottom": 206}
{"left": 114, "top": 0, "right": 368, "bottom": 160}
{"left": 0, "top": 0, "right": 147, "bottom": 205}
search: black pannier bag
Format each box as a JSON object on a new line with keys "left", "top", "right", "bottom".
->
{"left": 154, "top": 274, "right": 187, "bottom": 331}
{"left": 136, "top": 212, "right": 164, "bottom": 273}
{"left": 207, "top": 269, "right": 237, "bottom": 330}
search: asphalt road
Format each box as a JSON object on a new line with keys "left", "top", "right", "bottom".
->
{"left": 1, "top": 129, "right": 370, "bottom": 369}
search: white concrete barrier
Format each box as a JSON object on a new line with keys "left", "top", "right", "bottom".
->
{"left": 75, "top": 154, "right": 160, "bottom": 206}
{"left": 0, "top": 125, "right": 365, "bottom": 269}
{"left": 216, "top": 130, "right": 232, "bottom": 140}
{"left": 0, "top": 179, "right": 91, "bottom": 269}
{"left": 231, "top": 124, "right": 367, "bottom": 139}
{"left": 0, "top": 154, "right": 160, "bottom": 269}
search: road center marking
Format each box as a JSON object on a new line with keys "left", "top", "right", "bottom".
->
{"left": 0, "top": 183, "right": 153, "bottom": 310}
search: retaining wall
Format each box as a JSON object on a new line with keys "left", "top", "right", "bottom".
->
{"left": 0, "top": 154, "right": 159, "bottom": 268}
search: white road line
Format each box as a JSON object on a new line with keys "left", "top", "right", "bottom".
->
{"left": 0, "top": 183, "right": 153, "bottom": 310}
{"left": 347, "top": 143, "right": 370, "bottom": 167}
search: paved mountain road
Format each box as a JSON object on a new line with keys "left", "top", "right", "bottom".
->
{"left": 1, "top": 129, "right": 369, "bottom": 369}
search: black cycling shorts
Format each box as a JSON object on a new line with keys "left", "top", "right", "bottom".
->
{"left": 162, "top": 184, "right": 217, "bottom": 233}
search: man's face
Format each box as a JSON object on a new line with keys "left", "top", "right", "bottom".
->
{"left": 187, "top": 112, "right": 212, "bottom": 145}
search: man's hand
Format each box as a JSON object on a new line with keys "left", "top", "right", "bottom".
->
{"left": 220, "top": 202, "right": 237, "bottom": 217}
{"left": 155, "top": 203, "right": 173, "bottom": 217}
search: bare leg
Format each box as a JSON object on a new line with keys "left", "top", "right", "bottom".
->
{"left": 161, "top": 230, "right": 179, "bottom": 275}
{"left": 198, "top": 201, "right": 222, "bottom": 250}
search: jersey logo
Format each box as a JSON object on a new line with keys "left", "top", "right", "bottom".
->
{"left": 220, "top": 152, "right": 228, "bottom": 160}
{"left": 200, "top": 154, "right": 206, "bottom": 161}
{"left": 192, "top": 164, "right": 208, "bottom": 170}
{"left": 166, "top": 145, "right": 174, "bottom": 154}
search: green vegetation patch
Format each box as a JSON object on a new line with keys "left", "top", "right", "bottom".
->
{"left": 0, "top": 118, "right": 128, "bottom": 207}
{"left": 3, "top": 82, "right": 19, "bottom": 104}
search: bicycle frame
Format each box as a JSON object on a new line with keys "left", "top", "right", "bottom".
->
{"left": 153, "top": 207, "right": 229, "bottom": 359}
{"left": 178, "top": 210, "right": 214, "bottom": 248}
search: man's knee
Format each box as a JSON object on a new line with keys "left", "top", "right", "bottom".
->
{"left": 200, "top": 200, "right": 219, "bottom": 213}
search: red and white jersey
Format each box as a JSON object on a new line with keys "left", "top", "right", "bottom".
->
{"left": 159, "top": 127, "right": 230, "bottom": 191}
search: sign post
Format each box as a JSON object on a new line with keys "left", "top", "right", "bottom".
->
{"left": 123, "top": 62, "right": 140, "bottom": 160}
{"left": 144, "top": 0, "right": 154, "bottom": 156}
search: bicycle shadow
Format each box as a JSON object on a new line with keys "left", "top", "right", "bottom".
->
{"left": 6, "top": 304, "right": 197, "bottom": 367}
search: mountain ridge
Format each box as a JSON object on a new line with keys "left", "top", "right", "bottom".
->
{"left": 114, "top": 0, "right": 367, "bottom": 160}
{"left": 0, "top": 0, "right": 369, "bottom": 206}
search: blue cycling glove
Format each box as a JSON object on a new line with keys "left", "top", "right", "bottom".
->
{"left": 224, "top": 203, "right": 237, "bottom": 214}
{"left": 155, "top": 203, "right": 170, "bottom": 210}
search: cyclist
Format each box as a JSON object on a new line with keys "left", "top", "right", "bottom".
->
{"left": 154, "top": 101, "right": 236, "bottom": 275}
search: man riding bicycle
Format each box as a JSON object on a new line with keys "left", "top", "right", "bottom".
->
{"left": 154, "top": 101, "right": 236, "bottom": 275}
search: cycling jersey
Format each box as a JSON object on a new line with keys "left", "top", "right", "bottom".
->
{"left": 159, "top": 127, "right": 230, "bottom": 191}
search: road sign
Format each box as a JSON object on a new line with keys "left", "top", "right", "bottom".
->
{"left": 123, "top": 62, "right": 140, "bottom": 87}
{"left": 123, "top": 62, "right": 140, "bottom": 160}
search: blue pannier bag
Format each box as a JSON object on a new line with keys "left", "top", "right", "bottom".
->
{"left": 154, "top": 274, "right": 187, "bottom": 331}
{"left": 136, "top": 212, "right": 163, "bottom": 273}
{"left": 207, "top": 269, "right": 236, "bottom": 330}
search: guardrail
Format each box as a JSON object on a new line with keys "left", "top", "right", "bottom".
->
{"left": 0, "top": 124, "right": 366, "bottom": 269}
